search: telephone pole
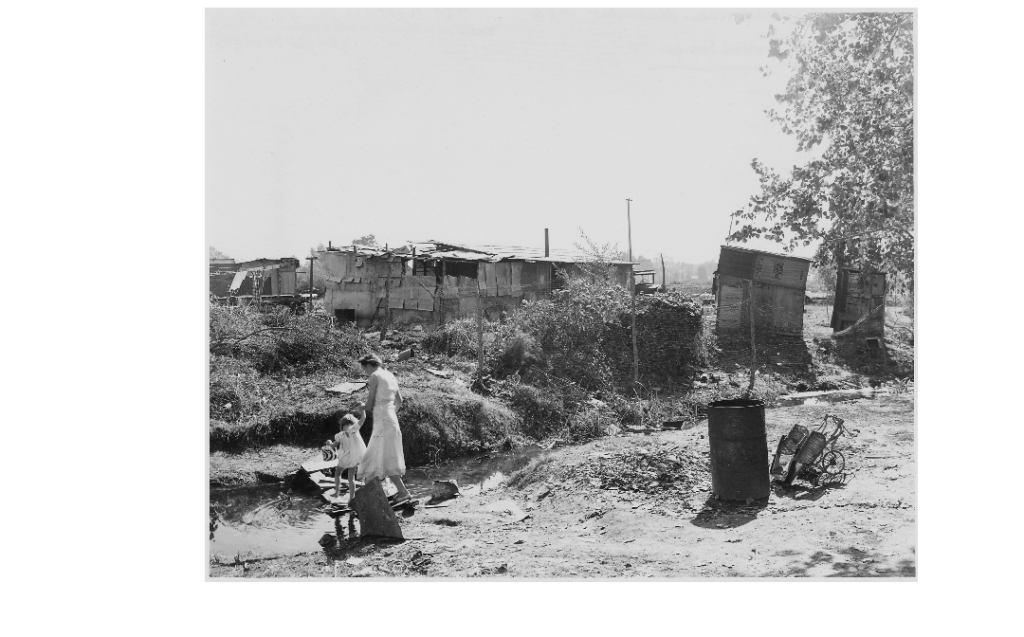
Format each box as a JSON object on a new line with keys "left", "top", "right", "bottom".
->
{"left": 627, "top": 198, "right": 638, "bottom": 386}
{"left": 306, "top": 255, "right": 317, "bottom": 314}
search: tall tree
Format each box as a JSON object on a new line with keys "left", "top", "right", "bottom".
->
{"left": 351, "top": 234, "right": 379, "bottom": 247}
{"left": 730, "top": 12, "right": 914, "bottom": 293}
{"left": 209, "top": 246, "right": 231, "bottom": 260}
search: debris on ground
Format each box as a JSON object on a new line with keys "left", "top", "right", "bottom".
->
{"left": 430, "top": 479, "right": 462, "bottom": 503}
{"left": 326, "top": 381, "right": 367, "bottom": 395}
{"left": 555, "top": 440, "right": 709, "bottom": 499}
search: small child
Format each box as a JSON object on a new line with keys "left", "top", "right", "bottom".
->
{"left": 332, "top": 412, "right": 367, "bottom": 500}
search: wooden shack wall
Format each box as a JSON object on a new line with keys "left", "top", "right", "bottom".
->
{"left": 832, "top": 270, "right": 886, "bottom": 335}
{"left": 716, "top": 247, "right": 810, "bottom": 337}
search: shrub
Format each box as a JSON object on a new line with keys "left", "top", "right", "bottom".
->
{"left": 504, "top": 384, "right": 568, "bottom": 439}
{"left": 210, "top": 305, "right": 378, "bottom": 375}
{"left": 398, "top": 391, "right": 518, "bottom": 465}
{"left": 420, "top": 318, "right": 478, "bottom": 358}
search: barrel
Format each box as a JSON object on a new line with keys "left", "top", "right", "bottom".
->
{"left": 706, "top": 399, "right": 771, "bottom": 502}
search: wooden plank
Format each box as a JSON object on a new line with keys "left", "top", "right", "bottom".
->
{"left": 510, "top": 262, "right": 522, "bottom": 293}
{"left": 301, "top": 458, "right": 338, "bottom": 474}
{"left": 718, "top": 284, "right": 743, "bottom": 329}
{"left": 752, "top": 254, "right": 809, "bottom": 290}
{"left": 326, "top": 381, "right": 367, "bottom": 395}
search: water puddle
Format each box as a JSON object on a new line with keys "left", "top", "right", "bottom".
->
{"left": 775, "top": 388, "right": 877, "bottom": 407}
{"left": 209, "top": 445, "right": 545, "bottom": 561}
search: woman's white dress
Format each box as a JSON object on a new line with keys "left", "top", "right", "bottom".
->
{"left": 357, "top": 369, "right": 406, "bottom": 482}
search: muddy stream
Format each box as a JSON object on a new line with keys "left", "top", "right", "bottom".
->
{"left": 209, "top": 445, "right": 545, "bottom": 560}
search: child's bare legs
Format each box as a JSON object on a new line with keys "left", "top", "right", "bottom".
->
{"left": 347, "top": 468, "right": 357, "bottom": 498}
{"left": 334, "top": 467, "right": 342, "bottom": 499}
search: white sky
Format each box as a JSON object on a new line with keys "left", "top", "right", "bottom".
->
{"left": 206, "top": 8, "right": 819, "bottom": 264}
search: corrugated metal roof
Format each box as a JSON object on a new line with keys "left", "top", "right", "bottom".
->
{"left": 320, "top": 240, "right": 635, "bottom": 265}
{"left": 421, "top": 240, "right": 634, "bottom": 264}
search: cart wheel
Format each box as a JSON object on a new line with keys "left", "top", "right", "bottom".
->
{"left": 819, "top": 450, "right": 845, "bottom": 474}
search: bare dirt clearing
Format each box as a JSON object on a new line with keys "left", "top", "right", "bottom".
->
{"left": 211, "top": 391, "right": 914, "bottom": 578}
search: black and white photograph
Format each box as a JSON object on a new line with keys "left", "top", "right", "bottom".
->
{"left": 205, "top": 7, "right": 916, "bottom": 579}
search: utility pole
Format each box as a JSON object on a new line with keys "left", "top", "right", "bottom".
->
{"left": 476, "top": 281, "right": 485, "bottom": 376}
{"left": 627, "top": 198, "right": 639, "bottom": 386}
{"left": 660, "top": 253, "right": 666, "bottom": 291}
{"left": 746, "top": 279, "right": 757, "bottom": 395}
{"left": 306, "top": 255, "right": 317, "bottom": 314}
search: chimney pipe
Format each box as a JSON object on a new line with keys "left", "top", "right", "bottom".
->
{"left": 544, "top": 228, "right": 549, "bottom": 258}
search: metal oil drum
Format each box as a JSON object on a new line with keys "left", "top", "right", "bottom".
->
{"left": 706, "top": 399, "right": 771, "bottom": 502}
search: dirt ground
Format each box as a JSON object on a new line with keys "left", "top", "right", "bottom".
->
{"left": 210, "top": 390, "right": 915, "bottom": 578}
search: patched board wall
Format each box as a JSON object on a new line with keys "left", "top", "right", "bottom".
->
{"left": 715, "top": 247, "right": 810, "bottom": 338}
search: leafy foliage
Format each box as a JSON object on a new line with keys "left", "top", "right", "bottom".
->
{"left": 210, "top": 305, "right": 376, "bottom": 375}
{"left": 488, "top": 278, "right": 630, "bottom": 389}
{"left": 351, "top": 234, "right": 379, "bottom": 247}
{"left": 731, "top": 12, "right": 914, "bottom": 291}
{"left": 573, "top": 228, "right": 623, "bottom": 284}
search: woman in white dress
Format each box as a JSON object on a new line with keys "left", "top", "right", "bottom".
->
{"left": 354, "top": 354, "right": 412, "bottom": 504}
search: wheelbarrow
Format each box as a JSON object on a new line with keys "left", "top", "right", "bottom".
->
{"left": 775, "top": 415, "right": 857, "bottom": 487}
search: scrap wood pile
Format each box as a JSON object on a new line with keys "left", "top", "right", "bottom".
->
{"left": 562, "top": 441, "right": 710, "bottom": 496}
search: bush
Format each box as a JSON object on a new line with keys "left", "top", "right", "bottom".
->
{"left": 210, "top": 305, "right": 378, "bottom": 375}
{"left": 504, "top": 384, "right": 568, "bottom": 439}
{"left": 396, "top": 391, "right": 519, "bottom": 465}
{"left": 487, "top": 278, "right": 628, "bottom": 390}
{"left": 420, "top": 318, "right": 478, "bottom": 358}
{"left": 487, "top": 331, "right": 544, "bottom": 379}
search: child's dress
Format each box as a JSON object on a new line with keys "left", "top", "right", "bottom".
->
{"left": 335, "top": 429, "right": 367, "bottom": 470}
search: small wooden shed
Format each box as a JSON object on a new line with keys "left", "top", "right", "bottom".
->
{"left": 715, "top": 246, "right": 811, "bottom": 337}
{"left": 831, "top": 269, "right": 886, "bottom": 335}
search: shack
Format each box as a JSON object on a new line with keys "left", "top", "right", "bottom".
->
{"left": 318, "top": 234, "right": 633, "bottom": 327}
{"left": 209, "top": 257, "right": 301, "bottom": 307}
{"left": 831, "top": 269, "right": 886, "bottom": 336}
{"left": 714, "top": 245, "right": 811, "bottom": 337}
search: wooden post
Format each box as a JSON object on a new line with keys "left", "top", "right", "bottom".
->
{"left": 381, "top": 257, "right": 391, "bottom": 343}
{"left": 476, "top": 282, "right": 485, "bottom": 376}
{"left": 627, "top": 198, "right": 638, "bottom": 386}
{"left": 306, "top": 256, "right": 317, "bottom": 314}
{"left": 350, "top": 478, "right": 404, "bottom": 539}
{"left": 746, "top": 280, "right": 757, "bottom": 394}
{"left": 439, "top": 260, "right": 446, "bottom": 326}
{"left": 660, "top": 253, "right": 666, "bottom": 291}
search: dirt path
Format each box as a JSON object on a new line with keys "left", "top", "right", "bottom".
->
{"left": 210, "top": 392, "right": 915, "bottom": 578}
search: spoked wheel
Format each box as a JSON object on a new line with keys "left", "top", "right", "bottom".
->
{"left": 818, "top": 450, "right": 846, "bottom": 474}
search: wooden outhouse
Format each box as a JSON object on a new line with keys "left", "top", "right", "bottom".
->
{"left": 831, "top": 269, "right": 886, "bottom": 335}
{"left": 715, "top": 246, "right": 811, "bottom": 337}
